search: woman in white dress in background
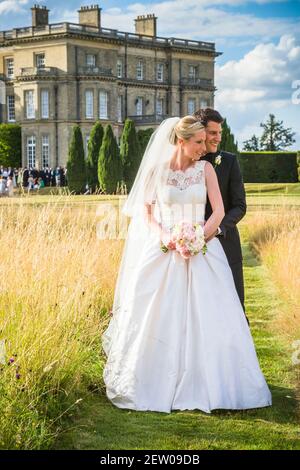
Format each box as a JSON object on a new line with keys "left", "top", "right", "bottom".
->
{"left": 7, "top": 176, "right": 14, "bottom": 197}
{"left": 102, "top": 116, "right": 272, "bottom": 414}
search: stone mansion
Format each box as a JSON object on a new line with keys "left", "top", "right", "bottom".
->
{"left": 0, "top": 4, "right": 221, "bottom": 168}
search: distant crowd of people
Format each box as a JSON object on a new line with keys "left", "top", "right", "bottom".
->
{"left": 0, "top": 166, "right": 67, "bottom": 196}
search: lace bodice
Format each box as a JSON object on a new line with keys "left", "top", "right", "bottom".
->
{"left": 157, "top": 160, "right": 207, "bottom": 228}
{"left": 166, "top": 160, "right": 206, "bottom": 191}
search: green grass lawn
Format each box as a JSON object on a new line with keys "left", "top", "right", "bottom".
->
{"left": 245, "top": 183, "right": 300, "bottom": 195}
{"left": 245, "top": 183, "right": 300, "bottom": 208}
{"left": 2, "top": 183, "right": 300, "bottom": 208}
{"left": 53, "top": 216, "right": 300, "bottom": 450}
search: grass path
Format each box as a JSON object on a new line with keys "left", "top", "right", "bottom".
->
{"left": 54, "top": 223, "right": 300, "bottom": 450}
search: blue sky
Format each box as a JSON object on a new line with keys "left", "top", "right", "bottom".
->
{"left": 1, "top": 0, "right": 300, "bottom": 149}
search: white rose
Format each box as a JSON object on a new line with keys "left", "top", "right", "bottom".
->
{"left": 215, "top": 155, "right": 222, "bottom": 166}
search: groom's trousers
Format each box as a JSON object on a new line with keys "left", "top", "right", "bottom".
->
{"left": 229, "top": 261, "right": 250, "bottom": 325}
{"left": 229, "top": 261, "right": 245, "bottom": 312}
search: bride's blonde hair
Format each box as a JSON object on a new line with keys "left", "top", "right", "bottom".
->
{"left": 169, "top": 115, "right": 205, "bottom": 145}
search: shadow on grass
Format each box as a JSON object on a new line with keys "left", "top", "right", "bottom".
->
{"left": 54, "top": 389, "right": 300, "bottom": 450}
{"left": 242, "top": 243, "right": 260, "bottom": 268}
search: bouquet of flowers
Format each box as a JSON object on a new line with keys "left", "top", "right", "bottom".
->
{"left": 160, "top": 221, "right": 207, "bottom": 259}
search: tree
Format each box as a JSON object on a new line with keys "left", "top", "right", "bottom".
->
{"left": 86, "top": 121, "right": 104, "bottom": 192}
{"left": 0, "top": 124, "right": 22, "bottom": 167}
{"left": 243, "top": 134, "right": 260, "bottom": 151}
{"left": 260, "top": 114, "right": 296, "bottom": 151}
{"left": 220, "top": 119, "right": 239, "bottom": 154}
{"left": 120, "top": 119, "right": 141, "bottom": 192}
{"left": 137, "top": 128, "right": 154, "bottom": 156}
{"left": 66, "top": 125, "right": 86, "bottom": 194}
{"left": 98, "top": 125, "right": 123, "bottom": 194}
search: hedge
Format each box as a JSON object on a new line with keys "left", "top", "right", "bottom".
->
{"left": 238, "top": 152, "right": 298, "bottom": 183}
{"left": 0, "top": 124, "right": 22, "bottom": 168}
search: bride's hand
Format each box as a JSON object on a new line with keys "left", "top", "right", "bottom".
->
{"left": 160, "top": 229, "right": 176, "bottom": 250}
{"left": 204, "top": 229, "right": 218, "bottom": 243}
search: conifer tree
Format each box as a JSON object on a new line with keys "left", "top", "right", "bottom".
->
{"left": 137, "top": 128, "right": 154, "bottom": 156}
{"left": 98, "top": 125, "right": 123, "bottom": 194}
{"left": 220, "top": 119, "right": 239, "bottom": 154}
{"left": 86, "top": 121, "right": 104, "bottom": 192}
{"left": 120, "top": 119, "right": 141, "bottom": 192}
{"left": 66, "top": 125, "right": 86, "bottom": 194}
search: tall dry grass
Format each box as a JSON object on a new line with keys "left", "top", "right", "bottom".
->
{"left": 247, "top": 209, "right": 300, "bottom": 340}
{"left": 0, "top": 198, "right": 123, "bottom": 449}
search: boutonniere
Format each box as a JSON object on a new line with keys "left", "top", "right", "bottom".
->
{"left": 214, "top": 154, "right": 222, "bottom": 169}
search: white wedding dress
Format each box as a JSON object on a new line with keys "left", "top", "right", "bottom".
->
{"left": 102, "top": 160, "right": 272, "bottom": 413}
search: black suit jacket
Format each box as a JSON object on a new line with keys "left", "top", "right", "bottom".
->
{"left": 203, "top": 151, "right": 246, "bottom": 265}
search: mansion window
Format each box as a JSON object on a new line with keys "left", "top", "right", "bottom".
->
{"left": 188, "top": 65, "right": 197, "bottom": 81}
{"left": 117, "top": 60, "right": 123, "bottom": 78}
{"left": 156, "top": 63, "right": 164, "bottom": 82}
{"left": 36, "top": 53, "right": 45, "bottom": 69}
{"left": 25, "top": 90, "right": 35, "bottom": 119}
{"left": 6, "top": 58, "right": 14, "bottom": 79}
{"left": 7, "top": 95, "right": 15, "bottom": 122}
{"left": 86, "top": 54, "right": 96, "bottom": 67}
{"left": 136, "top": 97, "right": 143, "bottom": 116}
{"left": 188, "top": 98, "right": 196, "bottom": 115}
{"left": 42, "top": 135, "right": 50, "bottom": 168}
{"left": 41, "top": 90, "right": 49, "bottom": 119}
{"left": 85, "top": 90, "right": 94, "bottom": 119}
{"left": 200, "top": 99, "right": 208, "bottom": 109}
{"left": 27, "top": 136, "right": 36, "bottom": 168}
{"left": 136, "top": 60, "right": 144, "bottom": 80}
{"left": 156, "top": 98, "right": 163, "bottom": 116}
{"left": 99, "top": 91, "right": 108, "bottom": 119}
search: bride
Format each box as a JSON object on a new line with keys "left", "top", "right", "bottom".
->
{"left": 102, "top": 116, "right": 272, "bottom": 413}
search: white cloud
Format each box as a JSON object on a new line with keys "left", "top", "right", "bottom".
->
{"left": 216, "top": 35, "right": 300, "bottom": 104}
{"left": 52, "top": 8, "right": 77, "bottom": 24}
{"left": 47, "top": 1, "right": 300, "bottom": 46}
{"left": 99, "top": 0, "right": 300, "bottom": 42}
{"left": 0, "top": 0, "right": 30, "bottom": 15}
{"left": 125, "top": 0, "right": 288, "bottom": 9}
{"left": 215, "top": 35, "right": 300, "bottom": 149}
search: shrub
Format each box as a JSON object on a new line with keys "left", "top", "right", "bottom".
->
{"left": 0, "top": 124, "right": 22, "bottom": 168}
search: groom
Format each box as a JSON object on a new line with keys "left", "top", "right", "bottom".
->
{"left": 194, "top": 108, "right": 248, "bottom": 320}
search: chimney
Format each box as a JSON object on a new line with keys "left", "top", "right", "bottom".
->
{"left": 135, "top": 14, "right": 157, "bottom": 37}
{"left": 31, "top": 4, "right": 49, "bottom": 28}
{"left": 78, "top": 5, "right": 101, "bottom": 29}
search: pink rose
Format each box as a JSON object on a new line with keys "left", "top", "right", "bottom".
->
{"left": 179, "top": 247, "right": 191, "bottom": 259}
